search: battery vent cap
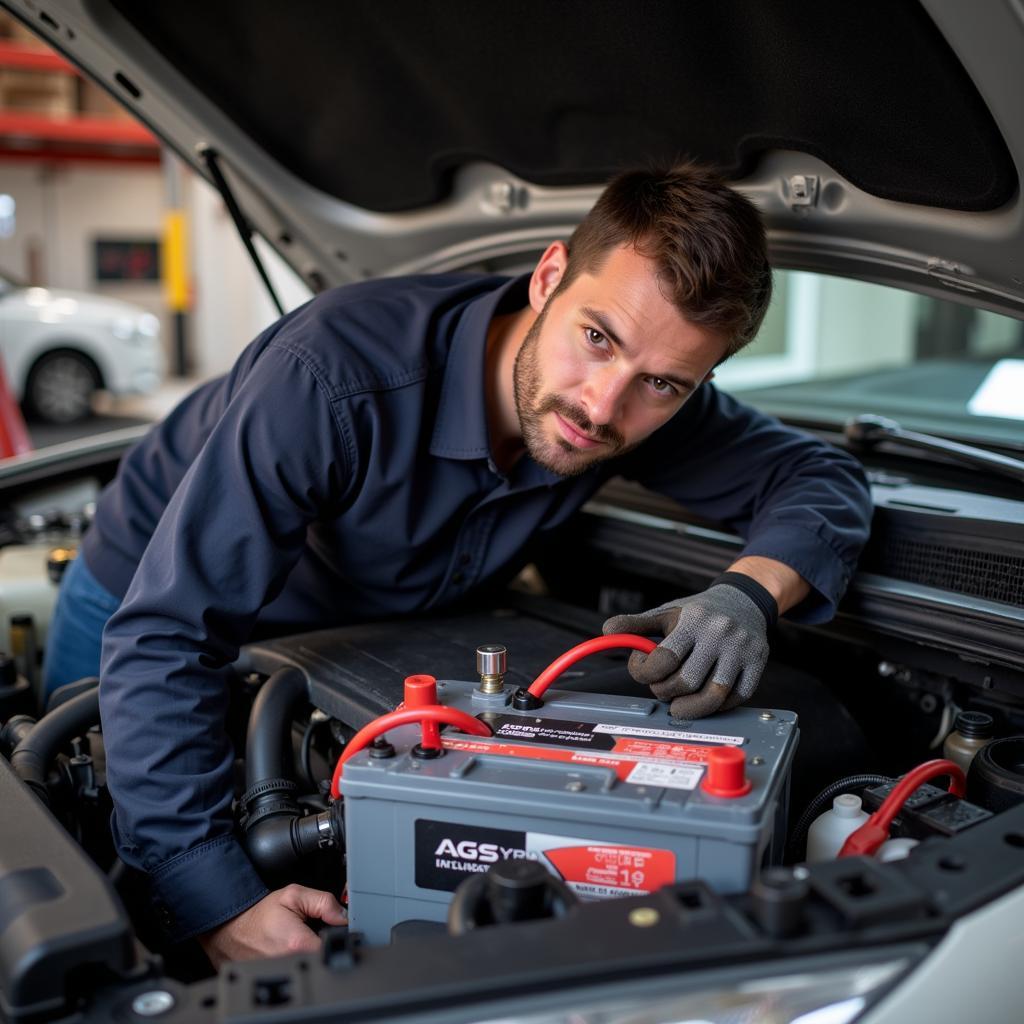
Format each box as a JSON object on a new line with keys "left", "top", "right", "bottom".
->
{"left": 404, "top": 674, "right": 438, "bottom": 707}
{"left": 701, "top": 746, "right": 752, "bottom": 798}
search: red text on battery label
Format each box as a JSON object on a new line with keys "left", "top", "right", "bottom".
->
{"left": 542, "top": 844, "right": 676, "bottom": 896}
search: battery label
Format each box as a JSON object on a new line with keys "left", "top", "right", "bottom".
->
{"left": 625, "top": 761, "right": 704, "bottom": 790}
{"left": 416, "top": 820, "right": 530, "bottom": 891}
{"left": 441, "top": 736, "right": 711, "bottom": 788}
{"left": 483, "top": 715, "right": 743, "bottom": 750}
{"left": 415, "top": 819, "right": 676, "bottom": 898}
{"left": 593, "top": 724, "right": 745, "bottom": 745}
{"left": 484, "top": 716, "right": 617, "bottom": 750}
{"left": 535, "top": 835, "right": 676, "bottom": 898}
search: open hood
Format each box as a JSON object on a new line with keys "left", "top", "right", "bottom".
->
{"left": 6, "top": 0, "right": 1024, "bottom": 316}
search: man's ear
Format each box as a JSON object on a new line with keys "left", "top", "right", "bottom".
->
{"left": 528, "top": 241, "right": 569, "bottom": 313}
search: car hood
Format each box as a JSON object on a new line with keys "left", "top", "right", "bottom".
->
{"left": 7, "top": 0, "right": 1024, "bottom": 315}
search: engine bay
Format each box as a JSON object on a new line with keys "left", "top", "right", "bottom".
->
{"left": 2, "top": 479, "right": 1024, "bottom": 1021}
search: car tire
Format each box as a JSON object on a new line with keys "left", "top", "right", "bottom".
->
{"left": 23, "top": 349, "right": 102, "bottom": 425}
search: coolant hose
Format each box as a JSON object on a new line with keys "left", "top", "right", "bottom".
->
{"left": 245, "top": 665, "right": 308, "bottom": 787}
{"left": 10, "top": 681, "right": 99, "bottom": 805}
{"left": 240, "top": 666, "right": 345, "bottom": 879}
{"left": 0, "top": 715, "right": 37, "bottom": 758}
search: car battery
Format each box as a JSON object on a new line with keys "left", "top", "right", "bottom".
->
{"left": 340, "top": 679, "right": 798, "bottom": 945}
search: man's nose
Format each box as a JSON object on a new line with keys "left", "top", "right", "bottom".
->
{"left": 581, "top": 367, "right": 629, "bottom": 427}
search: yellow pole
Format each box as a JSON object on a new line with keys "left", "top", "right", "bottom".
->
{"left": 162, "top": 209, "right": 189, "bottom": 313}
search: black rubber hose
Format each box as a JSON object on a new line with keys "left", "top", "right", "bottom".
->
{"left": 10, "top": 681, "right": 99, "bottom": 804}
{"left": 245, "top": 806, "right": 344, "bottom": 879}
{"left": 245, "top": 666, "right": 307, "bottom": 788}
{"left": 1, "top": 714, "right": 37, "bottom": 758}
{"left": 788, "top": 773, "right": 891, "bottom": 860}
{"left": 242, "top": 666, "right": 338, "bottom": 880}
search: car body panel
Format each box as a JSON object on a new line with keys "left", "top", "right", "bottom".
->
{"left": 2, "top": 0, "right": 1022, "bottom": 317}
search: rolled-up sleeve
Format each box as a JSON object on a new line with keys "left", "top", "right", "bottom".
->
{"left": 99, "top": 343, "right": 352, "bottom": 941}
{"left": 619, "top": 384, "right": 872, "bottom": 623}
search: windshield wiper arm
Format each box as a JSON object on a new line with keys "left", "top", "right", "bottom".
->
{"left": 845, "top": 414, "right": 1024, "bottom": 485}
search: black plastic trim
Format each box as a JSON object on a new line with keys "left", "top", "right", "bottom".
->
{"left": 0, "top": 757, "right": 134, "bottom": 1020}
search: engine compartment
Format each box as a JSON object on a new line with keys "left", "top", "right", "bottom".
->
{"left": 3, "top": 460, "right": 1024, "bottom": 1020}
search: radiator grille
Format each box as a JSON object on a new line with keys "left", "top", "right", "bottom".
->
{"left": 866, "top": 536, "right": 1024, "bottom": 606}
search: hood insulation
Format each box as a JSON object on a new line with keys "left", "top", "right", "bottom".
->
{"left": 111, "top": 0, "right": 1015, "bottom": 215}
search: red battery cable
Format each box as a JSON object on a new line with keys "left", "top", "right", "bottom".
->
{"left": 526, "top": 633, "right": 657, "bottom": 699}
{"left": 331, "top": 634, "right": 659, "bottom": 798}
{"left": 838, "top": 758, "right": 966, "bottom": 858}
{"left": 330, "top": 706, "right": 491, "bottom": 798}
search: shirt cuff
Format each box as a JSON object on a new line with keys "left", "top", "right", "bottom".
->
{"left": 149, "top": 834, "right": 269, "bottom": 942}
{"left": 738, "top": 522, "right": 855, "bottom": 624}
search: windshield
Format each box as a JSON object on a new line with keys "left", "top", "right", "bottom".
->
{"left": 716, "top": 271, "right": 1024, "bottom": 450}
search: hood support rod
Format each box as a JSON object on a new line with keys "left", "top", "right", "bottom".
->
{"left": 201, "top": 147, "right": 285, "bottom": 317}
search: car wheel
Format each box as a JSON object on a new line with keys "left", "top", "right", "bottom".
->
{"left": 24, "top": 350, "right": 101, "bottom": 424}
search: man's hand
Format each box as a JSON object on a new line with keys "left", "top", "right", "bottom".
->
{"left": 602, "top": 576, "right": 776, "bottom": 718}
{"left": 198, "top": 884, "right": 347, "bottom": 966}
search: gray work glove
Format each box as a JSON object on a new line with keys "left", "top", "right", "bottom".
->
{"left": 602, "top": 574, "right": 777, "bottom": 719}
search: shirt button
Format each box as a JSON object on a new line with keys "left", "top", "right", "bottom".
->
{"left": 452, "top": 571, "right": 466, "bottom": 585}
{"left": 154, "top": 902, "right": 175, "bottom": 931}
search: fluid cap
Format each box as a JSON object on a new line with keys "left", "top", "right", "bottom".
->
{"left": 701, "top": 746, "right": 752, "bottom": 798}
{"left": 954, "top": 711, "right": 994, "bottom": 740}
{"left": 403, "top": 674, "right": 438, "bottom": 707}
{"left": 832, "top": 793, "right": 865, "bottom": 817}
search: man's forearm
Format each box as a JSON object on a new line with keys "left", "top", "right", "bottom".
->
{"left": 726, "top": 555, "right": 811, "bottom": 616}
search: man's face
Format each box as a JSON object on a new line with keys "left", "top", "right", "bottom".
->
{"left": 513, "top": 243, "right": 729, "bottom": 477}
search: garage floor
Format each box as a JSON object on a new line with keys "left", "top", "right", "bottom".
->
{"left": 26, "top": 376, "right": 199, "bottom": 448}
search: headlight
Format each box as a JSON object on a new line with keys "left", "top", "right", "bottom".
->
{"left": 114, "top": 313, "right": 160, "bottom": 344}
{"left": 111, "top": 316, "right": 136, "bottom": 340}
{"left": 470, "top": 959, "right": 910, "bottom": 1024}
{"left": 137, "top": 313, "right": 160, "bottom": 337}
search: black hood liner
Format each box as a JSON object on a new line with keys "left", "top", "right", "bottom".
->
{"left": 113, "top": 0, "right": 1016, "bottom": 214}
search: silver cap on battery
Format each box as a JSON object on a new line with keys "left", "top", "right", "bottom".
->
{"left": 476, "top": 644, "right": 507, "bottom": 693}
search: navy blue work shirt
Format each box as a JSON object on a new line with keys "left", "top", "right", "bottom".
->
{"left": 93, "top": 272, "right": 871, "bottom": 941}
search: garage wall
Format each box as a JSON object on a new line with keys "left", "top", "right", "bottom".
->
{"left": 188, "top": 174, "right": 311, "bottom": 379}
{"left": 0, "top": 161, "right": 47, "bottom": 281}
{"left": 0, "top": 157, "right": 311, "bottom": 383}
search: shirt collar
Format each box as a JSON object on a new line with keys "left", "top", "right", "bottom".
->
{"left": 430, "top": 274, "right": 530, "bottom": 461}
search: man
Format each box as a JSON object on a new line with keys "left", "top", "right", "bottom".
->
{"left": 45, "top": 164, "right": 871, "bottom": 963}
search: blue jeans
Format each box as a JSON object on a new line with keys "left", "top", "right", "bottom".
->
{"left": 42, "top": 554, "right": 121, "bottom": 697}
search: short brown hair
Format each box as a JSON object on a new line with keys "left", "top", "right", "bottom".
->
{"left": 560, "top": 163, "right": 772, "bottom": 357}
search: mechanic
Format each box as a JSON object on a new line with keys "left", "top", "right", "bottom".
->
{"left": 43, "top": 164, "right": 871, "bottom": 964}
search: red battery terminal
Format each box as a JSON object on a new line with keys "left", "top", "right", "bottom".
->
{"left": 330, "top": 673, "right": 492, "bottom": 798}
{"left": 701, "top": 746, "right": 753, "bottom": 798}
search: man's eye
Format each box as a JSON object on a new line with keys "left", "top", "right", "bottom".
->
{"left": 646, "top": 376, "right": 677, "bottom": 396}
{"left": 584, "top": 327, "right": 608, "bottom": 348}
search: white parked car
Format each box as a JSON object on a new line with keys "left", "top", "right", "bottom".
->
{"left": 0, "top": 270, "right": 162, "bottom": 424}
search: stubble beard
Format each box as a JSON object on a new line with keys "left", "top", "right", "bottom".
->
{"left": 512, "top": 304, "right": 633, "bottom": 478}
